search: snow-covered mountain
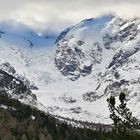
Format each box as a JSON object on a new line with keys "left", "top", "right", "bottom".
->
{"left": 1, "top": 15, "right": 140, "bottom": 124}
{"left": 54, "top": 15, "right": 140, "bottom": 122}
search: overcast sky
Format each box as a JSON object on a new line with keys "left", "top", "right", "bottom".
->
{"left": 0, "top": 0, "right": 140, "bottom": 34}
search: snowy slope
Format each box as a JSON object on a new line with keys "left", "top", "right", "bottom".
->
{"left": 1, "top": 15, "right": 140, "bottom": 124}
{"left": 54, "top": 15, "right": 140, "bottom": 122}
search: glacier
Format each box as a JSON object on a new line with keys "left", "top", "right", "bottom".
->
{"left": 0, "top": 15, "right": 140, "bottom": 124}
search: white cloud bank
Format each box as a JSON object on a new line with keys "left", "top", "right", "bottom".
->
{"left": 0, "top": 0, "right": 140, "bottom": 33}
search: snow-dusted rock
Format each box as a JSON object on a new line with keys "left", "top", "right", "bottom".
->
{"left": 1, "top": 15, "right": 140, "bottom": 124}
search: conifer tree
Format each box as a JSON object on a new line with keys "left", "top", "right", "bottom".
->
{"left": 107, "top": 92, "right": 140, "bottom": 130}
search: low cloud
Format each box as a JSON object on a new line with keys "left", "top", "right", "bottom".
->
{"left": 0, "top": 0, "right": 140, "bottom": 33}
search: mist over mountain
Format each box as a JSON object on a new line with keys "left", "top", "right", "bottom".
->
{"left": 0, "top": 14, "right": 140, "bottom": 126}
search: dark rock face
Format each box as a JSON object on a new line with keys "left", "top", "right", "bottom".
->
{"left": 55, "top": 16, "right": 140, "bottom": 82}
{"left": 103, "top": 18, "right": 140, "bottom": 49}
{"left": 108, "top": 45, "right": 140, "bottom": 69}
{"left": 55, "top": 28, "right": 71, "bottom": 45}
{"left": 0, "top": 62, "right": 16, "bottom": 74}
{"left": 55, "top": 45, "right": 93, "bottom": 80}
{"left": 0, "top": 62, "right": 38, "bottom": 90}
{"left": 82, "top": 92, "right": 100, "bottom": 102}
{"left": 77, "top": 40, "right": 84, "bottom": 46}
{"left": 70, "top": 107, "right": 82, "bottom": 114}
{"left": 0, "top": 69, "right": 36, "bottom": 100}
{"left": 55, "top": 40, "right": 102, "bottom": 80}
{"left": 59, "top": 95, "right": 76, "bottom": 103}
{"left": 55, "top": 42, "right": 81, "bottom": 80}
{"left": 80, "top": 64, "right": 92, "bottom": 76}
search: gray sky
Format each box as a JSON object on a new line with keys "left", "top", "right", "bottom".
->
{"left": 0, "top": 0, "right": 140, "bottom": 34}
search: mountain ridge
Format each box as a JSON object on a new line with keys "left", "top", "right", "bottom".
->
{"left": 0, "top": 15, "right": 140, "bottom": 124}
